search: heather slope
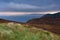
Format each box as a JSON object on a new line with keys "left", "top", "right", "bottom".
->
{"left": 27, "top": 12, "right": 60, "bottom": 34}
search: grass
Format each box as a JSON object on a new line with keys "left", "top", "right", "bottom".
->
{"left": 0, "top": 23, "right": 60, "bottom": 40}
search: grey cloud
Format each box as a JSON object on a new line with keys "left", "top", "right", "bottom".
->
{"left": 0, "top": 1, "right": 60, "bottom": 12}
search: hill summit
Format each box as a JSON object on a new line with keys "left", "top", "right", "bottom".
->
{"left": 42, "top": 12, "right": 60, "bottom": 18}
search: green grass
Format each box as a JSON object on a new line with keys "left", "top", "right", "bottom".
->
{"left": 0, "top": 23, "right": 60, "bottom": 40}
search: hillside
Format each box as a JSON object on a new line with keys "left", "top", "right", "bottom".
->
{"left": 0, "top": 19, "right": 24, "bottom": 24}
{"left": 42, "top": 12, "right": 60, "bottom": 18}
{"left": 0, "top": 23, "right": 60, "bottom": 40}
{"left": 27, "top": 12, "right": 60, "bottom": 34}
{"left": 0, "top": 13, "right": 60, "bottom": 40}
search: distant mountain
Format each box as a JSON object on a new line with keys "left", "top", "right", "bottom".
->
{"left": 42, "top": 12, "right": 60, "bottom": 18}
{"left": 27, "top": 12, "right": 60, "bottom": 34}
{"left": 0, "top": 14, "right": 44, "bottom": 23}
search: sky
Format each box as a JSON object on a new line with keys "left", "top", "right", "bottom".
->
{"left": 0, "top": 0, "right": 60, "bottom": 12}
{"left": 0, "top": 12, "right": 59, "bottom": 16}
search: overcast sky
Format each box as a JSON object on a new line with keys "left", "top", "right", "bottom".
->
{"left": 0, "top": 0, "right": 60, "bottom": 12}
{"left": 0, "top": 12, "right": 59, "bottom": 16}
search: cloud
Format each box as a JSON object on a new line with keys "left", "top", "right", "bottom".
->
{"left": 0, "top": 1, "right": 60, "bottom": 12}
{"left": 0, "top": 11, "right": 60, "bottom": 16}
{"left": 8, "top": 2, "right": 40, "bottom": 9}
{"left": 0, "top": 2, "right": 40, "bottom": 11}
{"left": 0, "top": 12, "right": 42, "bottom": 16}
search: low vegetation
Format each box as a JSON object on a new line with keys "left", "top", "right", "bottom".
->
{"left": 0, "top": 23, "right": 60, "bottom": 40}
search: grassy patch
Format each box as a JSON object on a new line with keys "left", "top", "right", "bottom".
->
{"left": 0, "top": 23, "right": 60, "bottom": 40}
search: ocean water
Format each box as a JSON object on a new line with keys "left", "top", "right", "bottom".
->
{"left": 0, "top": 14, "right": 44, "bottom": 23}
